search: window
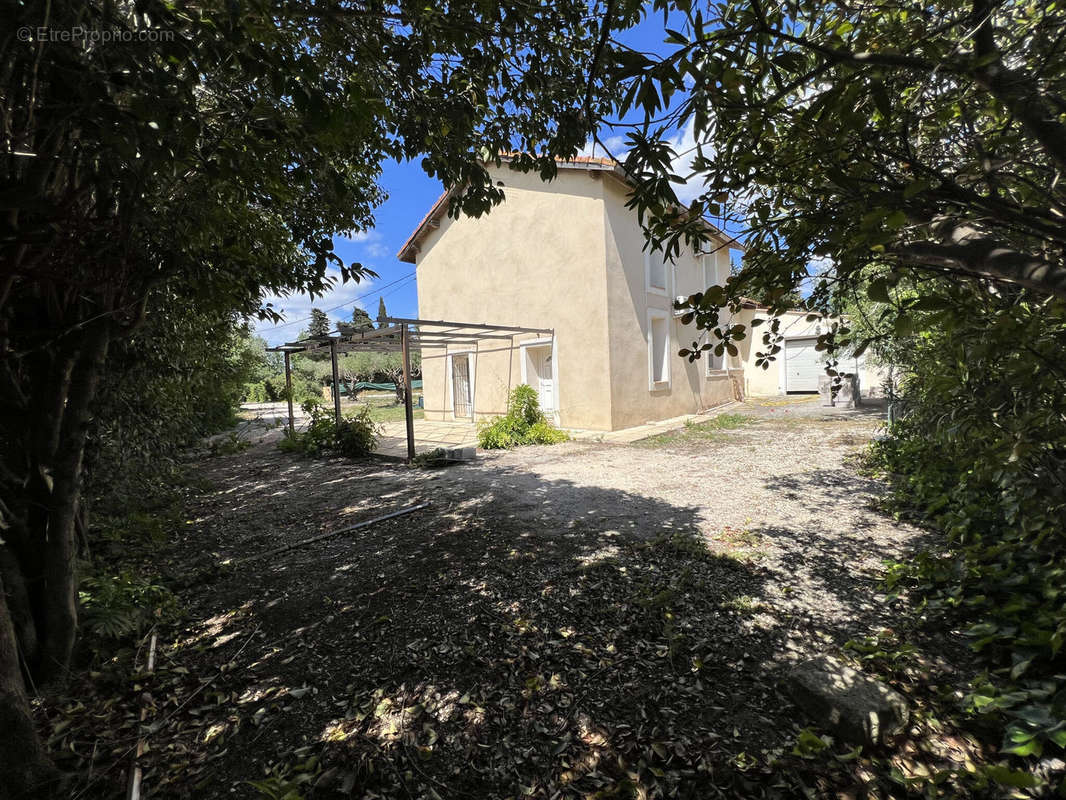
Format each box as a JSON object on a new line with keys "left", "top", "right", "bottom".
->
{"left": 703, "top": 251, "right": 729, "bottom": 373}
{"left": 648, "top": 311, "right": 670, "bottom": 388}
{"left": 645, "top": 248, "right": 668, "bottom": 294}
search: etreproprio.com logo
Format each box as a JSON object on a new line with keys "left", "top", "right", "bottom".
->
{"left": 18, "top": 26, "right": 175, "bottom": 43}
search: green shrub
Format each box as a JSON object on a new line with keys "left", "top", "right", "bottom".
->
{"left": 477, "top": 385, "right": 569, "bottom": 449}
{"left": 477, "top": 418, "right": 518, "bottom": 449}
{"left": 335, "top": 406, "right": 379, "bottom": 457}
{"left": 507, "top": 383, "right": 542, "bottom": 426}
{"left": 280, "top": 400, "right": 380, "bottom": 458}
{"left": 242, "top": 380, "right": 275, "bottom": 403}
{"left": 79, "top": 570, "right": 177, "bottom": 641}
{"left": 863, "top": 284, "right": 1066, "bottom": 768}
{"left": 526, "top": 420, "right": 569, "bottom": 445}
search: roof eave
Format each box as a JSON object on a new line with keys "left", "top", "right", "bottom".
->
{"left": 395, "top": 156, "right": 746, "bottom": 262}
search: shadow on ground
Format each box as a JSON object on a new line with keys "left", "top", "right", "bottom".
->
{"left": 46, "top": 436, "right": 950, "bottom": 799}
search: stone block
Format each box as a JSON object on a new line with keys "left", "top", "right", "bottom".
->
{"left": 444, "top": 446, "right": 476, "bottom": 461}
{"left": 817, "top": 375, "right": 835, "bottom": 406}
{"left": 785, "top": 656, "right": 909, "bottom": 745}
{"left": 835, "top": 375, "right": 861, "bottom": 408}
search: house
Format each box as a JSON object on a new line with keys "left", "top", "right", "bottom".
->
{"left": 398, "top": 158, "right": 881, "bottom": 432}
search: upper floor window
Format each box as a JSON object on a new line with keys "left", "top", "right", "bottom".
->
{"left": 645, "top": 248, "right": 669, "bottom": 295}
{"left": 703, "top": 250, "right": 730, "bottom": 373}
{"left": 648, "top": 310, "right": 670, "bottom": 388}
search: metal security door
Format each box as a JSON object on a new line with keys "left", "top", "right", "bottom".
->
{"left": 784, "top": 338, "right": 822, "bottom": 392}
{"left": 452, "top": 355, "right": 471, "bottom": 417}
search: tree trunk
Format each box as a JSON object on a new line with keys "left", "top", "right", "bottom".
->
{"left": 0, "top": 573, "right": 62, "bottom": 799}
{"left": 0, "top": 545, "right": 37, "bottom": 677}
{"left": 36, "top": 322, "right": 110, "bottom": 685}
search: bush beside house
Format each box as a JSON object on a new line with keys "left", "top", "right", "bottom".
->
{"left": 477, "top": 385, "right": 569, "bottom": 449}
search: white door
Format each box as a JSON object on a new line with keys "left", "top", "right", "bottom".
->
{"left": 784, "top": 338, "right": 823, "bottom": 392}
{"left": 529, "top": 346, "right": 555, "bottom": 414}
{"left": 451, "top": 355, "right": 471, "bottom": 417}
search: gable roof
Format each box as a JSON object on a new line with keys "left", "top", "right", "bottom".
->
{"left": 396, "top": 155, "right": 743, "bottom": 263}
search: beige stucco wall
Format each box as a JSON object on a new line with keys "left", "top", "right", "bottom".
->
{"left": 415, "top": 167, "right": 615, "bottom": 430}
{"left": 601, "top": 177, "right": 740, "bottom": 429}
{"left": 736, "top": 308, "right": 815, "bottom": 396}
{"left": 737, "top": 308, "right": 888, "bottom": 397}
{"left": 414, "top": 166, "right": 758, "bottom": 431}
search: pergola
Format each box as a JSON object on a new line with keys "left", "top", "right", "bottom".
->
{"left": 267, "top": 316, "right": 554, "bottom": 460}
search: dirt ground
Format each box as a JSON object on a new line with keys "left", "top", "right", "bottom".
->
{"left": 50, "top": 399, "right": 960, "bottom": 799}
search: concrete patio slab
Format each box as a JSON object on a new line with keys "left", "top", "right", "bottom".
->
{"left": 375, "top": 419, "right": 479, "bottom": 459}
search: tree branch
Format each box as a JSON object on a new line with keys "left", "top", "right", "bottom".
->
{"left": 890, "top": 232, "right": 1066, "bottom": 298}
{"left": 584, "top": 0, "right": 617, "bottom": 150}
{"left": 970, "top": 0, "right": 1066, "bottom": 172}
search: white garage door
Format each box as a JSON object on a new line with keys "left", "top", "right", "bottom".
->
{"left": 785, "top": 338, "right": 823, "bottom": 392}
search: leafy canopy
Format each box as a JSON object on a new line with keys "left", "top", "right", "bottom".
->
{"left": 605, "top": 0, "right": 1066, "bottom": 360}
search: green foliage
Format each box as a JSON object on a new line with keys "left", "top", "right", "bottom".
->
{"left": 247, "top": 754, "right": 321, "bottom": 800}
{"left": 243, "top": 381, "right": 272, "bottom": 404}
{"left": 334, "top": 350, "right": 421, "bottom": 404}
{"left": 334, "top": 407, "right": 380, "bottom": 457}
{"left": 507, "top": 384, "right": 543, "bottom": 425}
{"left": 308, "top": 308, "right": 332, "bottom": 338}
{"left": 79, "top": 570, "right": 176, "bottom": 642}
{"left": 476, "top": 418, "right": 521, "bottom": 450}
{"left": 410, "top": 447, "right": 451, "bottom": 468}
{"left": 791, "top": 729, "right": 830, "bottom": 758}
{"left": 350, "top": 307, "right": 374, "bottom": 331}
{"left": 87, "top": 318, "right": 267, "bottom": 503}
{"left": 526, "top": 420, "right": 571, "bottom": 445}
{"left": 477, "top": 385, "right": 569, "bottom": 449}
{"left": 280, "top": 402, "right": 380, "bottom": 459}
{"left": 866, "top": 283, "right": 1066, "bottom": 766}
{"left": 611, "top": 0, "right": 1066, "bottom": 376}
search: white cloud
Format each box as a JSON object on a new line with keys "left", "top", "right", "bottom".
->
{"left": 578, "top": 134, "right": 629, "bottom": 160}
{"left": 253, "top": 267, "right": 375, "bottom": 346}
{"left": 341, "top": 229, "right": 390, "bottom": 259}
{"left": 665, "top": 118, "right": 717, "bottom": 206}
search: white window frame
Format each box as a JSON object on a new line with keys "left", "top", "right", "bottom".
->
{"left": 645, "top": 248, "right": 669, "bottom": 296}
{"left": 518, "top": 337, "right": 559, "bottom": 422}
{"left": 647, "top": 309, "right": 671, "bottom": 390}
{"left": 445, "top": 350, "right": 476, "bottom": 419}
{"left": 702, "top": 251, "right": 730, "bottom": 376}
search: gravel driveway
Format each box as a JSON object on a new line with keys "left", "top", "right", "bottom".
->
{"left": 437, "top": 397, "right": 920, "bottom": 655}
{"left": 120, "top": 397, "right": 932, "bottom": 798}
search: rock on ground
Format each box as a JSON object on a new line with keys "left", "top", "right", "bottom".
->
{"left": 786, "top": 655, "right": 910, "bottom": 745}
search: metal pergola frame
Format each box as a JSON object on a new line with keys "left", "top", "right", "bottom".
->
{"left": 267, "top": 316, "right": 554, "bottom": 460}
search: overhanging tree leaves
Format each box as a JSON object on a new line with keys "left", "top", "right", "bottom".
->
{"left": 604, "top": 0, "right": 1066, "bottom": 777}
{"left": 0, "top": 0, "right": 610, "bottom": 792}
{"left": 605, "top": 0, "right": 1066, "bottom": 353}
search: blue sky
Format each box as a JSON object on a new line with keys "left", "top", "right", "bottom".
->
{"left": 253, "top": 157, "right": 438, "bottom": 346}
{"left": 253, "top": 6, "right": 691, "bottom": 346}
